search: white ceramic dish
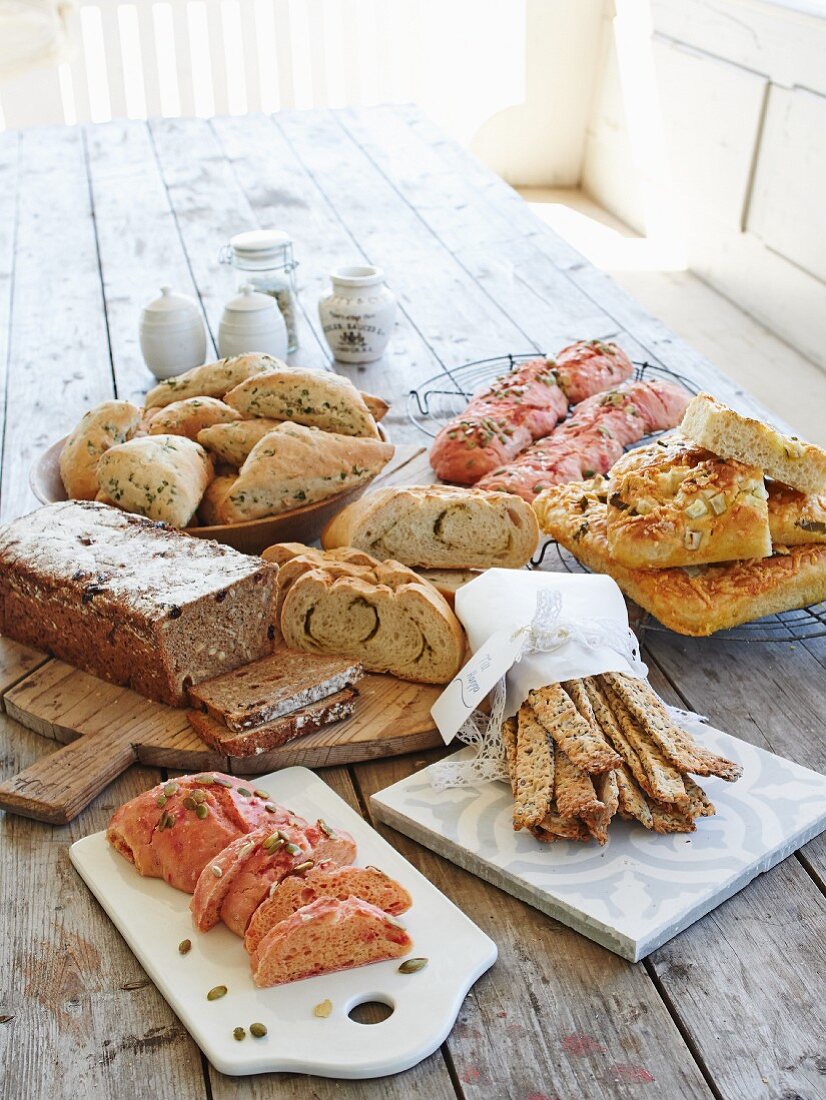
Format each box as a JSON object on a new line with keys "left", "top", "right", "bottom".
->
{"left": 70, "top": 766, "right": 496, "bottom": 1079}
{"left": 371, "top": 722, "right": 826, "bottom": 962}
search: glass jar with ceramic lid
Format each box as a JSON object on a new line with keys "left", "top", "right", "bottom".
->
{"left": 219, "top": 229, "right": 299, "bottom": 353}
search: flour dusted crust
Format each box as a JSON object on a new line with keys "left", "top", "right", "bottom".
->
{"left": 225, "top": 368, "right": 380, "bottom": 438}
{"left": 196, "top": 418, "right": 283, "bottom": 467}
{"left": 59, "top": 399, "right": 143, "bottom": 500}
{"left": 276, "top": 548, "right": 466, "bottom": 684}
{"left": 534, "top": 478, "right": 826, "bottom": 636}
{"left": 218, "top": 423, "right": 394, "bottom": 523}
{"left": 767, "top": 482, "right": 826, "bottom": 546}
{"left": 0, "top": 502, "right": 278, "bottom": 704}
{"left": 96, "top": 434, "right": 213, "bottom": 527}
{"left": 606, "top": 435, "right": 771, "bottom": 567}
{"left": 680, "top": 393, "right": 826, "bottom": 495}
{"left": 147, "top": 396, "right": 241, "bottom": 440}
{"left": 144, "top": 353, "right": 284, "bottom": 408}
{"left": 321, "top": 485, "right": 540, "bottom": 569}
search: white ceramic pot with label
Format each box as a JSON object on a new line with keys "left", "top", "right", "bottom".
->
{"left": 318, "top": 265, "right": 396, "bottom": 364}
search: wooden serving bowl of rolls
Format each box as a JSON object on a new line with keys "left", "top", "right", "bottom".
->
{"left": 31, "top": 355, "right": 397, "bottom": 556}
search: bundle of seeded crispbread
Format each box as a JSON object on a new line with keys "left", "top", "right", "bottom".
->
{"left": 502, "top": 672, "right": 741, "bottom": 844}
{"left": 186, "top": 648, "right": 364, "bottom": 755}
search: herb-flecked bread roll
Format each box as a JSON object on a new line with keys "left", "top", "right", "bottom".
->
{"left": 147, "top": 396, "right": 241, "bottom": 440}
{"left": 224, "top": 369, "right": 380, "bottom": 438}
{"left": 96, "top": 434, "right": 213, "bottom": 527}
{"left": 144, "top": 353, "right": 285, "bottom": 409}
{"left": 321, "top": 485, "right": 539, "bottom": 568}
{"left": 196, "top": 418, "right": 283, "bottom": 467}
{"left": 59, "top": 399, "right": 142, "bottom": 499}
{"left": 197, "top": 474, "right": 237, "bottom": 526}
{"left": 218, "top": 423, "right": 394, "bottom": 523}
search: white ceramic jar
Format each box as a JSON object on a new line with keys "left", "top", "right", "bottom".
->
{"left": 218, "top": 284, "right": 288, "bottom": 360}
{"left": 219, "top": 229, "right": 299, "bottom": 353}
{"left": 318, "top": 265, "right": 396, "bottom": 363}
{"left": 139, "top": 286, "right": 207, "bottom": 380}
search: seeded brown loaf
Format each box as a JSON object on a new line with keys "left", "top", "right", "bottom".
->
{"left": 0, "top": 501, "right": 278, "bottom": 705}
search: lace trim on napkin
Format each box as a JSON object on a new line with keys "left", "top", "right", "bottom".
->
{"left": 429, "top": 588, "right": 703, "bottom": 790}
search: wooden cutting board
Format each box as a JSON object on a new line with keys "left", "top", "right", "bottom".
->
{"left": 0, "top": 638, "right": 444, "bottom": 824}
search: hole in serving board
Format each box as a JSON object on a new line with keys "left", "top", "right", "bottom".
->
{"left": 347, "top": 997, "right": 394, "bottom": 1025}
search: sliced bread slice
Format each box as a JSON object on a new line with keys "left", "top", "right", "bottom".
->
{"left": 188, "top": 648, "right": 363, "bottom": 732}
{"left": 251, "top": 895, "right": 412, "bottom": 986}
{"left": 187, "top": 688, "right": 358, "bottom": 756}
{"left": 321, "top": 485, "right": 540, "bottom": 569}
{"left": 680, "top": 394, "right": 826, "bottom": 495}
{"left": 244, "top": 861, "right": 412, "bottom": 955}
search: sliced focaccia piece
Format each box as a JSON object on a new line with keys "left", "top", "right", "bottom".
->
{"left": 147, "top": 396, "right": 241, "bottom": 440}
{"left": 144, "top": 354, "right": 284, "bottom": 408}
{"left": 279, "top": 563, "right": 465, "bottom": 684}
{"left": 96, "top": 434, "right": 213, "bottom": 527}
{"left": 321, "top": 485, "right": 539, "bottom": 569}
{"left": 607, "top": 436, "right": 770, "bottom": 568}
{"left": 251, "top": 895, "right": 412, "bottom": 986}
{"left": 196, "top": 417, "right": 283, "bottom": 466}
{"left": 244, "top": 861, "right": 412, "bottom": 955}
{"left": 59, "top": 399, "right": 143, "bottom": 500}
{"left": 106, "top": 773, "right": 296, "bottom": 893}
{"left": 680, "top": 393, "right": 826, "bottom": 495}
{"left": 225, "top": 369, "right": 379, "bottom": 438}
{"left": 534, "top": 478, "right": 826, "bottom": 636}
{"left": 767, "top": 482, "right": 826, "bottom": 545}
{"left": 218, "top": 821, "right": 357, "bottom": 936}
{"left": 217, "top": 423, "right": 394, "bottom": 523}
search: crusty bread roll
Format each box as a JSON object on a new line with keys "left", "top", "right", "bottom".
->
{"left": 197, "top": 474, "right": 236, "bottom": 526}
{"left": 196, "top": 418, "right": 283, "bottom": 467}
{"left": 278, "top": 556, "right": 465, "bottom": 683}
{"left": 321, "top": 485, "right": 539, "bottom": 569}
{"left": 59, "top": 399, "right": 142, "bottom": 500}
{"left": 217, "top": 423, "right": 394, "bottom": 523}
{"left": 261, "top": 542, "right": 377, "bottom": 568}
{"left": 147, "top": 396, "right": 241, "bottom": 440}
{"left": 414, "top": 568, "right": 480, "bottom": 606}
{"left": 224, "top": 369, "right": 380, "bottom": 438}
{"left": 681, "top": 394, "right": 826, "bottom": 495}
{"left": 96, "top": 434, "right": 213, "bottom": 527}
{"left": 360, "top": 391, "right": 390, "bottom": 422}
{"left": 144, "top": 353, "right": 284, "bottom": 408}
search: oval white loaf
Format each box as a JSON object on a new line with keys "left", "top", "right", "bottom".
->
{"left": 144, "top": 353, "right": 285, "bottom": 408}
{"left": 224, "top": 368, "right": 379, "bottom": 438}
{"left": 321, "top": 485, "right": 540, "bottom": 569}
{"left": 59, "top": 399, "right": 143, "bottom": 500}
{"left": 96, "top": 434, "right": 213, "bottom": 527}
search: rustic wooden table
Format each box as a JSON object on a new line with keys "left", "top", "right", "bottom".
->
{"left": 1, "top": 106, "right": 824, "bottom": 1100}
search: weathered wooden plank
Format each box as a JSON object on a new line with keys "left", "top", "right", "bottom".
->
{"left": 643, "top": 659, "right": 826, "bottom": 1100}
{"left": 210, "top": 112, "right": 453, "bottom": 438}
{"left": 148, "top": 115, "right": 320, "bottom": 366}
{"left": 85, "top": 119, "right": 216, "bottom": 405}
{"left": 0, "top": 132, "right": 18, "bottom": 499}
{"left": 205, "top": 761, "right": 458, "bottom": 1100}
{"left": 353, "top": 752, "right": 714, "bottom": 1100}
{"left": 0, "top": 715, "right": 206, "bottom": 1100}
{"left": 0, "top": 127, "right": 113, "bottom": 523}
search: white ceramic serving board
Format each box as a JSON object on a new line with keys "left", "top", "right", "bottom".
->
{"left": 70, "top": 767, "right": 497, "bottom": 1078}
{"left": 371, "top": 723, "right": 826, "bottom": 962}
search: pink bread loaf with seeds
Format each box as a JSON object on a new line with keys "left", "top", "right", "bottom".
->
{"left": 244, "top": 861, "right": 412, "bottom": 955}
{"left": 107, "top": 772, "right": 296, "bottom": 893}
{"left": 251, "top": 895, "right": 412, "bottom": 986}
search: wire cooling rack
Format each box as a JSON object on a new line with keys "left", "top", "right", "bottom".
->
{"left": 408, "top": 350, "right": 826, "bottom": 644}
{"left": 406, "top": 352, "right": 700, "bottom": 437}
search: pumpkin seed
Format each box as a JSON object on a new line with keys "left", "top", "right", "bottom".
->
{"left": 195, "top": 774, "right": 215, "bottom": 785}
{"left": 163, "top": 782, "right": 179, "bottom": 796}
{"left": 195, "top": 803, "right": 209, "bottom": 820}
{"left": 233, "top": 1026, "right": 246, "bottom": 1041}
{"left": 237, "top": 787, "right": 252, "bottom": 798}
{"left": 318, "top": 819, "right": 334, "bottom": 837}
{"left": 398, "top": 957, "right": 428, "bottom": 974}
{"left": 178, "top": 939, "right": 191, "bottom": 955}
{"left": 264, "top": 803, "right": 278, "bottom": 814}
{"left": 214, "top": 776, "right": 233, "bottom": 788}
{"left": 285, "top": 842, "right": 302, "bottom": 856}
{"left": 156, "top": 795, "right": 167, "bottom": 808}
{"left": 263, "top": 834, "right": 284, "bottom": 853}
{"left": 313, "top": 999, "right": 333, "bottom": 1018}
{"left": 250, "top": 1022, "right": 267, "bottom": 1038}
{"left": 254, "top": 789, "right": 269, "bottom": 799}
{"left": 292, "top": 860, "right": 314, "bottom": 875}
{"left": 210, "top": 864, "right": 223, "bottom": 878}
{"left": 238, "top": 841, "right": 255, "bottom": 859}
{"left": 191, "top": 789, "right": 207, "bottom": 804}
{"left": 207, "top": 985, "right": 227, "bottom": 1001}
{"left": 183, "top": 796, "right": 197, "bottom": 810}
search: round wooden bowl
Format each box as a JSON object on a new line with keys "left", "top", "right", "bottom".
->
{"left": 30, "top": 434, "right": 389, "bottom": 555}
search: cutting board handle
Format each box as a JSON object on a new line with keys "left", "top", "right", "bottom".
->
{"left": 0, "top": 725, "right": 138, "bottom": 824}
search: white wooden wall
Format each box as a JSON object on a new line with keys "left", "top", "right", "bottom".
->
{"left": 583, "top": 0, "right": 826, "bottom": 372}
{"left": 0, "top": 0, "right": 605, "bottom": 187}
